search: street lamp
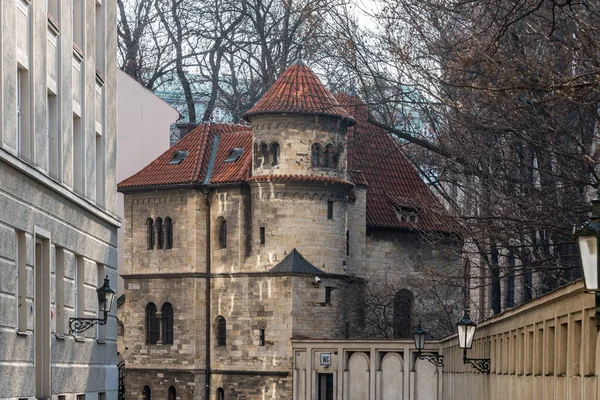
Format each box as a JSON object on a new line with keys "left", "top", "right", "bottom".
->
{"left": 574, "top": 191, "right": 600, "bottom": 330}
{"left": 456, "top": 309, "right": 490, "bottom": 373}
{"left": 69, "top": 275, "right": 116, "bottom": 334}
{"left": 413, "top": 322, "right": 444, "bottom": 367}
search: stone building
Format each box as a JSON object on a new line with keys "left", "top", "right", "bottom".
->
{"left": 118, "top": 59, "right": 461, "bottom": 399}
{"left": 0, "top": 0, "right": 119, "bottom": 398}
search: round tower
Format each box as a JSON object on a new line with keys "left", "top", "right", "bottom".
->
{"left": 243, "top": 59, "right": 356, "bottom": 275}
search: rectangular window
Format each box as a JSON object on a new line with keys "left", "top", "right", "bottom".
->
{"left": 73, "top": 0, "right": 83, "bottom": 49}
{"left": 17, "top": 68, "right": 31, "bottom": 161}
{"left": 325, "top": 287, "right": 332, "bottom": 304}
{"left": 95, "top": 133, "right": 105, "bottom": 206}
{"left": 505, "top": 272, "right": 515, "bottom": 308}
{"left": 95, "top": 2, "right": 104, "bottom": 73}
{"left": 259, "top": 329, "right": 265, "bottom": 347}
{"left": 327, "top": 201, "right": 333, "bottom": 219}
{"left": 47, "top": 94, "right": 59, "bottom": 178}
{"left": 75, "top": 255, "right": 84, "bottom": 321}
{"left": 47, "top": 0, "right": 59, "bottom": 21}
{"left": 259, "top": 227, "right": 265, "bottom": 245}
{"left": 16, "top": 231, "right": 27, "bottom": 332}
{"left": 96, "top": 263, "right": 105, "bottom": 341}
{"left": 98, "top": 393, "right": 106, "bottom": 400}
{"left": 73, "top": 114, "right": 83, "bottom": 194}
{"left": 76, "top": 395, "right": 85, "bottom": 400}
{"left": 55, "top": 246, "right": 65, "bottom": 336}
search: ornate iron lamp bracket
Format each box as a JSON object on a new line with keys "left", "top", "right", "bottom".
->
{"left": 463, "top": 356, "right": 490, "bottom": 373}
{"left": 69, "top": 315, "right": 106, "bottom": 334}
{"left": 417, "top": 352, "right": 444, "bottom": 367}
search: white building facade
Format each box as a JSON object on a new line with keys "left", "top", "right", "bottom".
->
{"left": 0, "top": 0, "right": 119, "bottom": 398}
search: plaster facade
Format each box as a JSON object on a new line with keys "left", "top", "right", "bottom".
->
{"left": 0, "top": 0, "right": 119, "bottom": 397}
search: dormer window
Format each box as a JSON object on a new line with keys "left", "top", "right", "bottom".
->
{"left": 168, "top": 150, "right": 189, "bottom": 165}
{"left": 224, "top": 148, "right": 244, "bottom": 163}
{"left": 395, "top": 206, "right": 419, "bottom": 224}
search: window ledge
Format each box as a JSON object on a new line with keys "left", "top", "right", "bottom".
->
{"left": 96, "top": 339, "right": 106, "bottom": 344}
{"left": 73, "top": 335, "right": 86, "bottom": 342}
{"left": 72, "top": 44, "right": 84, "bottom": 61}
{"left": 47, "top": 15, "right": 60, "bottom": 35}
{"left": 16, "top": 330, "right": 31, "bottom": 336}
{"left": 55, "top": 333, "right": 66, "bottom": 340}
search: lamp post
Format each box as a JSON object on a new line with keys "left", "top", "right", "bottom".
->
{"left": 574, "top": 191, "right": 600, "bottom": 330}
{"left": 456, "top": 309, "right": 490, "bottom": 373}
{"left": 69, "top": 275, "right": 116, "bottom": 334}
{"left": 413, "top": 322, "right": 444, "bottom": 367}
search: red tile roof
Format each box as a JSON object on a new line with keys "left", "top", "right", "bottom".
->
{"left": 243, "top": 60, "right": 355, "bottom": 124}
{"left": 248, "top": 175, "right": 355, "bottom": 187}
{"left": 209, "top": 131, "right": 253, "bottom": 184}
{"left": 118, "top": 123, "right": 249, "bottom": 189}
{"left": 337, "top": 94, "right": 455, "bottom": 232}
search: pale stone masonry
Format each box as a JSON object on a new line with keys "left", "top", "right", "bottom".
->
{"left": 0, "top": 0, "right": 119, "bottom": 398}
{"left": 118, "top": 61, "right": 462, "bottom": 399}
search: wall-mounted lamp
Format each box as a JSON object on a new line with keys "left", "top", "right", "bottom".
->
{"left": 413, "top": 322, "right": 444, "bottom": 367}
{"left": 456, "top": 309, "right": 490, "bottom": 373}
{"left": 574, "top": 191, "right": 600, "bottom": 330}
{"left": 69, "top": 276, "right": 116, "bottom": 334}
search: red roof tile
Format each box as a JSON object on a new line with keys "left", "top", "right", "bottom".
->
{"left": 118, "top": 123, "right": 248, "bottom": 189}
{"left": 336, "top": 94, "right": 455, "bottom": 232}
{"left": 209, "top": 131, "right": 253, "bottom": 184}
{"left": 243, "top": 61, "right": 355, "bottom": 124}
{"left": 248, "top": 175, "right": 355, "bottom": 187}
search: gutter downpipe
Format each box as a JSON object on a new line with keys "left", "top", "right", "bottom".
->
{"left": 204, "top": 189, "right": 212, "bottom": 400}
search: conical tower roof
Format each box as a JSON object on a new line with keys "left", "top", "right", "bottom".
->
{"left": 243, "top": 60, "right": 355, "bottom": 125}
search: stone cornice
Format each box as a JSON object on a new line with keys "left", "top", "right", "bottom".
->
{"left": 122, "top": 271, "right": 361, "bottom": 281}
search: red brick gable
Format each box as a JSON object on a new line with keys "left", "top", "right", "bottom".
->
{"left": 337, "top": 94, "right": 455, "bottom": 232}
{"left": 243, "top": 61, "right": 355, "bottom": 124}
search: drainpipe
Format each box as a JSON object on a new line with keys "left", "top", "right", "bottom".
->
{"left": 204, "top": 190, "right": 212, "bottom": 400}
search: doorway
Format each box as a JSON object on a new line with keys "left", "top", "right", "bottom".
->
{"left": 318, "top": 373, "right": 333, "bottom": 400}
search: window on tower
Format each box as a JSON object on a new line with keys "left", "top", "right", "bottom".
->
{"left": 217, "top": 218, "right": 227, "bottom": 249}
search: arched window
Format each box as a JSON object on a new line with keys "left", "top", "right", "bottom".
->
{"left": 393, "top": 289, "right": 414, "bottom": 338}
{"left": 254, "top": 142, "right": 261, "bottom": 167}
{"left": 145, "top": 303, "right": 159, "bottom": 344}
{"left": 168, "top": 386, "right": 176, "bottom": 400}
{"left": 216, "top": 316, "right": 226, "bottom": 346}
{"left": 165, "top": 217, "right": 173, "bottom": 249}
{"left": 155, "top": 218, "right": 164, "bottom": 249}
{"left": 162, "top": 302, "right": 174, "bottom": 345}
{"left": 217, "top": 218, "right": 227, "bottom": 249}
{"left": 311, "top": 143, "right": 322, "bottom": 167}
{"left": 260, "top": 142, "right": 270, "bottom": 166}
{"left": 146, "top": 218, "right": 155, "bottom": 250}
{"left": 324, "top": 144, "right": 334, "bottom": 168}
{"left": 216, "top": 387, "right": 225, "bottom": 400}
{"left": 143, "top": 385, "right": 151, "bottom": 400}
{"left": 270, "top": 142, "right": 280, "bottom": 166}
{"left": 333, "top": 145, "right": 343, "bottom": 168}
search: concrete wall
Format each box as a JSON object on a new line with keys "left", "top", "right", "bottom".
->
{"left": 441, "top": 280, "right": 600, "bottom": 400}
{"left": 116, "top": 70, "right": 178, "bottom": 294}
{"left": 0, "top": 0, "right": 119, "bottom": 396}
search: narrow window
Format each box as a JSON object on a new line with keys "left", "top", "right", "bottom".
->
{"left": 142, "top": 385, "right": 151, "bottom": 400}
{"left": 333, "top": 145, "right": 343, "bottom": 168}
{"left": 259, "top": 227, "right": 265, "bottom": 246}
{"left": 259, "top": 329, "right": 265, "bottom": 346}
{"left": 325, "top": 287, "right": 332, "bottom": 304}
{"left": 216, "top": 316, "right": 226, "bottom": 346}
{"left": 505, "top": 272, "right": 515, "bottom": 308}
{"left": 16, "top": 231, "right": 27, "bottom": 332}
{"left": 327, "top": 201, "right": 333, "bottom": 220}
{"left": 270, "top": 142, "right": 280, "bottom": 166}
{"left": 73, "top": 114, "right": 84, "bottom": 194}
{"left": 17, "top": 68, "right": 31, "bottom": 161}
{"left": 165, "top": 217, "right": 173, "bottom": 249}
{"left": 48, "top": 93, "right": 60, "bottom": 179}
{"left": 218, "top": 218, "right": 227, "bottom": 249}
{"left": 95, "top": 2, "right": 104, "bottom": 73}
{"left": 168, "top": 387, "right": 176, "bottom": 400}
{"left": 162, "top": 303, "right": 174, "bottom": 345}
{"left": 146, "top": 218, "right": 154, "bottom": 250}
{"left": 95, "top": 133, "right": 105, "bottom": 206}
{"left": 98, "top": 393, "right": 106, "bottom": 400}
{"left": 260, "top": 142, "right": 270, "bottom": 166}
{"left": 48, "top": 0, "right": 59, "bottom": 20}
{"left": 55, "top": 247, "right": 65, "bottom": 336}
{"left": 324, "top": 144, "right": 334, "bottom": 168}
{"left": 346, "top": 230, "right": 350, "bottom": 256}
{"left": 311, "top": 143, "right": 322, "bottom": 167}
{"left": 217, "top": 388, "right": 225, "bottom": 400}
{"left": 155, "top": 218, "right": 164, "bottom": 249}
{"left": 73, "top": 0, "right": 83, "bottom": 49}
{"left": 253, "top": 142, "right": 261, "bottom": 168}
{"left": 393, "top": 289, "right": 414, "bottom": 338}
{"left": 146, "top": 303, "right": 159, "bottom": 345}
{"left": 76, "top": 255, "right": 85, "bottom": 320}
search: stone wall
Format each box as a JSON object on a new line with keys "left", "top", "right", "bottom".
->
{"left": 125, "top": 369, "right": 197, "bottom": 400}
{"left": 250, "top": 114, "right": 348, "bottom": 180}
